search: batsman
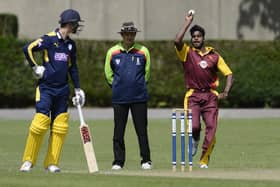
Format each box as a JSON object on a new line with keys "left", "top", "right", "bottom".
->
{"left": 20, "top": 9, "right": 85, "bottom": 172}
{"left": 174, "top": 10, "right": 234, "bottom": 168}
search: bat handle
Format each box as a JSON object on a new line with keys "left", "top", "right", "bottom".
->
{"left": 77, "top": 104, "right": 86, "bottom": 125}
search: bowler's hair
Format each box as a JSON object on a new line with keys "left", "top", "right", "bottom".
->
{"left": 190, "top": 25, "right": 205, "bottom": 37}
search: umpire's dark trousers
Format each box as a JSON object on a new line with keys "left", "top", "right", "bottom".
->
{"left": 112, "top": 102, "right": 151, "bottom": 167}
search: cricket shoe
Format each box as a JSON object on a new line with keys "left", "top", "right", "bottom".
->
{"left": 20, "top": 161, "right": 32, "bottom": 172}
{"left": 141, "top": 162, "right": 152, "bottom": 170}
{"left": 112, "top": 164, "right": 122, "bottom": 170}
{"left": 200, "top": 164, "right": 208, "bottom": 169}
{"left": 192, "top": 138, "right": 199, "bottom": 156}
{"left": 46, "top": 165, "right": 61, "bottom": 173}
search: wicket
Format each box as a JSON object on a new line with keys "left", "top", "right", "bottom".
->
{"left": 171, "top": 108, "right": 193, "bottom": 172}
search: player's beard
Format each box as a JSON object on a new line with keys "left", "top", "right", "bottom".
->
{"left": 192, "top": 40, "right": 204, "bottom": 50}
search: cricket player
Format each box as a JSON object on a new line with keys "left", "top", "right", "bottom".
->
{"left": 174, "top": 11, "right": 234, "bottom": 168}
{"left": 20, "top": 9, "right": 85, "bottom": 172}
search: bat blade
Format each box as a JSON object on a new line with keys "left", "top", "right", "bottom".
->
{"left": 80, "top": 124, "right": 99, "bottom": 173}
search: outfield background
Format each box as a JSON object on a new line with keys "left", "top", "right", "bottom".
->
{"left": 1, "top": 1, "right": 280, "bottom": 108}
{"left": 0, "top": 0, "right": 280, "bottom": 40}
{"left": 1, "top": 115, "right": 280, "bottom": 186}
{"left": 0, "top": 108, "right": 280, "bottom": 120}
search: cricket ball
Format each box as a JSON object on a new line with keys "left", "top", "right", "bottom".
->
{"left": 188, "top": 9, "right": 195, "bottom": 16}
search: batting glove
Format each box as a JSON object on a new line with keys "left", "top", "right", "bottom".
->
{"left": 32, "top": 65, "right": 45, "bottom": 79}
{"left": 72, "top": 88, "right": 86, "bottom": 107}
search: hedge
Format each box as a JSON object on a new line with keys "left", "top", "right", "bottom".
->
{"left": 1, "top": 37, "right": 280, "bottom": 108}
{"left": 0, "top": 14, "right": 18, "bottom": 38}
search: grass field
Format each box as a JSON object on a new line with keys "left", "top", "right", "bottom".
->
{"left": 0, "top": 117, "right": 280, "bottom": 187}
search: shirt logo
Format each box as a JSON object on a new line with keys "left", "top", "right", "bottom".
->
{"left": 136, "top": 58, "right": 141, "bottom": 65}
{"left": 68, "top": 44, "right": 72, "bottom": 51}
{"left": 54, "top": 52, "right": 68, "bottom": 61}
{"left": 54, "top": 42, "right": 59, "bottom": 47}
{"left": 115, "top": 59, "right": 120, "bottom": 65}
{"left": 199, "top": 60, "right": 208, "bottom": 69}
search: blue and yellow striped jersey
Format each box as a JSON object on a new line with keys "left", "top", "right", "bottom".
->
{"left": 23, "top": 28, "right": 80, "bottom": 88}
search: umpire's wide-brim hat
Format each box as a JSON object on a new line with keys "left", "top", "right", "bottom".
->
{"left": 118, "top": 22, "right": 140, "bottom": 33}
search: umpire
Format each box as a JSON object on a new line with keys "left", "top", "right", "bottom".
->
{"left": 104, "top": 22, "right": 152, "bottom": 170}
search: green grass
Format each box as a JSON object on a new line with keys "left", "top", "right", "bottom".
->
{"left": 0, "top": 118, "right": 280, "bottom": 187}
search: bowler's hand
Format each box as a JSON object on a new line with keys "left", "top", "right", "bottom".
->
{"left": 185, "top": 10, "right": 194, "bottom": 22}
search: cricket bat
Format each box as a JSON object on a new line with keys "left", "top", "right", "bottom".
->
{"left": 76, "top": 104, "right": 99, "bottom": 173}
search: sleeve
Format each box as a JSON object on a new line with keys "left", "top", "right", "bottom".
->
{"left": 175, "top": 43, "right": 190, "bottom": 62}
{"left": 143, "top": 46, "right": 151, "bottom": 83}
{"left": 217, "top": 56, "right": 233, "bottom": 76}
{"left": 22, "top": 35, "right": 51, "bottom": 67}
{"left": 68, "top": 42, "right": 81, "bottom": 88}
{"left": 104, "top": 49, "right": 114, "bottom": 86}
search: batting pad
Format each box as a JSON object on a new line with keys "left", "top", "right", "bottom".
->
{"left": 22, "top": 113, "right": 51, "bottom": 165}
{"left": 44, "top": 113, "right": 69, "bottom": 168}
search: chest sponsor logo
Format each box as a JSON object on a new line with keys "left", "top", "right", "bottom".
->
{"left": 115, "top": 59, "right": 120, "bottom": 65}
{"left": 199, "top": 60, "right": 208, "bottom": 69}
{"left": 54, "top": 52, "right": 68, "bottom": 61}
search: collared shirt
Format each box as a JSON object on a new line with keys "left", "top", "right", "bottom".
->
{"left": 105, "top": 42, "right": 151, "bottom": 103}
{"left": 175, "top": 43, "right": 232, "bottom": 90}
{"left": 23, "top": 28, "right": 80, "bottom": 88}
